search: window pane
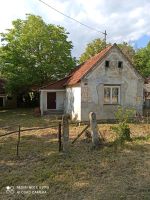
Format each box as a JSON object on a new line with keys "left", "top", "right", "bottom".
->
{"left": 104, "top": 88, "right": 111, "bottom": 103}
{"left": 112, "top": 88, "right": 119, "bottom": 104}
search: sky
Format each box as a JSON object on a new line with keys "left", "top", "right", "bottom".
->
{"left": 0, "top": 0, "right": 150, "bottom": 58}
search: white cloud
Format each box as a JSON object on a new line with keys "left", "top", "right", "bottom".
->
{"left": 0, "top": 0, "right": 31, "bottom": 31}
{"left": 0, "top": 0, "right": 150, "bottom": 57}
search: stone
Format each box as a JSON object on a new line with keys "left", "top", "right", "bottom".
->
{"left": 89, "top": 112, "right": 101, "bottom": 148}
{"left": 62, "top": 114, "right": 70, "bottom": 152}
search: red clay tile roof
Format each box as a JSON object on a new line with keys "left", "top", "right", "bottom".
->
{"left": 66, "top": 45, "right": 112, "bottom": 85}
{"left": 40, "top": 45, "right": 113, "bottom": 90}
{"left": 40, "top": 76, "right": 70, "bottom": 90}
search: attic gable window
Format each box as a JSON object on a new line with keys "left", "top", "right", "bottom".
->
{"left": 104, "top": 86, "right": 120, "bottom": 104}
{"left": 105, "top": 60, "right": 110, "bottom": 68}
{"left": 118, "top": 61, "right": 123, "bottom": 69}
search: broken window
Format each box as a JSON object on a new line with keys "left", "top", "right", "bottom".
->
{"left": 104, "top": 87, "right": 111, "bottom": 103}
{"left": 112, "top": 87, "right": 119, "bottom": 104}
{"left": 104, "top": 86, "right": 120, "bottom": 104}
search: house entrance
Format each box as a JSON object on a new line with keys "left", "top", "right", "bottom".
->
{"left": 47, "top": 92, "right": 56, "bottom": 109}
{"left": 0, "top": 97, "right": 3, "bottom": 107}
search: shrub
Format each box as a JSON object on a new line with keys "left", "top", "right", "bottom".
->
{"left": 112, "top": 122, "right": 131, "bottom": 143}
{"left": 115, "top": 106, "right": 135, "bottom": 123}
{"left": 112, "top": 106, "right": 135, "bottom": 144}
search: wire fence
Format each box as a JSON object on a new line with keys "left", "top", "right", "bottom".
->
{"left": 0, "top": 123, "right": 62, "bottom": 157}
{"left": 0, "top": 111, "right": 149, "bottom": 158}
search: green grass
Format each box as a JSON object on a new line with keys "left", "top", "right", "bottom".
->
{"left": 0, "top": 109, "right": 150, "bottom": 200}
{"left": 0, "top": 108, "right": 62, "bottom": 127}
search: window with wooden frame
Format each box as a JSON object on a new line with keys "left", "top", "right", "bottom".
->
{"left": 104, "top": 85, "right": 120, "bottom": 104}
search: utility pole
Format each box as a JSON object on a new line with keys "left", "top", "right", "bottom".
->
{"left": 104, "top": 30, "right": 107, "bottom": 47}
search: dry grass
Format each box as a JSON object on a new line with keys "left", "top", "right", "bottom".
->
{"left": 0, "top": 109, "right": 150, "bottom": 200}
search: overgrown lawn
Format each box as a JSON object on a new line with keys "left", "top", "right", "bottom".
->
{"left": 0, "top": 109, "right": 150, "bottom": 200}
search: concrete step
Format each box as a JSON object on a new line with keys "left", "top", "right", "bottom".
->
{"left": 44, "top": 110, "right": 64, "bottom": 115}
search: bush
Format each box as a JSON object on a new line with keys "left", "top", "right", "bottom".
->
{"left": 112, "top": 106, "right": 135, "bottom": 144}
{"left": 115, "top": 106, "right": 135, "bottom": 123}
{"left": 112, "top": 122, "right": 131, "bottom": 143}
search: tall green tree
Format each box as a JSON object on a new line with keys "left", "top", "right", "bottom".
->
{"left": 0, "top": 14, "right": 75, "bottom": 93}
{"left": 79, "top": 38, "right": 107, "bottom": 63}
{"left": 134, "top": 42, "right": 150, "bottom": 77}
{"left": 118, "top": 42, "right": 135, "bottom": 62}
{"left": 79, "top": 39, "right": 135, "bottom": 64}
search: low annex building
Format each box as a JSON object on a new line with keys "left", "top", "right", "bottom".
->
{"left": 39, "top": 44, "right": 144, "bottom": 121}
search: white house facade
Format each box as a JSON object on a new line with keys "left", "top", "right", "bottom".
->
{"left": 39, "top": 44, "right": 144, "bottom": 121}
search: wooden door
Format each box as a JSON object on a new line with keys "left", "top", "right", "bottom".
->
{"left": 47, "top": 92, "right": 56, "bottom": 109}
{"left": 0, "top": 97, "right": 3, "bottom": 107}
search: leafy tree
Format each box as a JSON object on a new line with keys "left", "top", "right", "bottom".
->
{"left": 0, "top": 14, "right": 75, "bottom": 94}
{"left": 134, "top": 42, "right": 150, "bottom": 77}
{"left": 79, "top": 39, "right": 135, "bottom": 64}
{"left": 79, "top": 38, "right": 107, "bottom": 63}
{"left": 117, "top": 42, "right": 135, "bottom": 62}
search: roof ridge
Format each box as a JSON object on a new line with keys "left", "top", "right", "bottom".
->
{"left": 68, "top": 62, "right": 85, "bottom": 76}
{"left": 82, "top": 44, "right": 113, "bottom": 64}
{"left": 66, "top": 44, "right": 113, "bottom": 85}
{"left": 39, "top": 44, "right": 113, "bottom": 90}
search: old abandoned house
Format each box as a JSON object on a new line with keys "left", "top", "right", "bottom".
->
{"left": 39, "top": 44, "right": 144, "bottom": 121}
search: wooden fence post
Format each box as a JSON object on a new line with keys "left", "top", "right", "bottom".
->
{"left": 89, "top": 112, "right": 101, "bottom": 148}
{"left": 58, "top": 122, "right": 62, "bottom": 152}
{"left": 147, "top": 112, "right": 149, "bottom": 124}
{"left": 62, "top": 114, "right": 69, "bottom": 153}
{"left": 16, "top": 125, "right": 21, "bottom": 157}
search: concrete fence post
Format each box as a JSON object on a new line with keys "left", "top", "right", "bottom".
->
{"left": 89, "top": 112, "right": 100, "bottom": 148}
{"left": 62, "top": 114, "right": 70, "bottom": 152}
